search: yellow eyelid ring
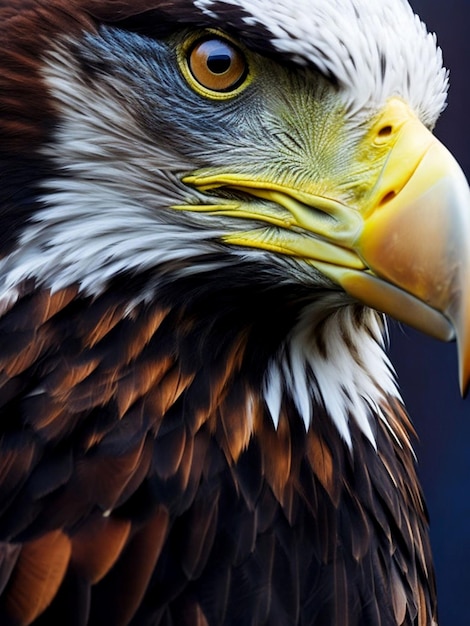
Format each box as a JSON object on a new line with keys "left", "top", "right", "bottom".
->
{"left": 178, "top": 30, "right": 253, "bottom": 100}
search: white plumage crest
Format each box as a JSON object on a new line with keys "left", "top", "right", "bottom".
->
{"left": 263, "top": 296, "right": 401, "bottom": 448}
{"left": 196, "top": 0, "right": 448, "bottom": 125}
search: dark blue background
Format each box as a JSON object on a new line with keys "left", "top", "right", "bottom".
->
{"left": 390, "top": 2, "right": 470, "bottom": 624}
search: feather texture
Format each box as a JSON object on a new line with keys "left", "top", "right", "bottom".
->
{"left": 0, "top": 1, "right": 445, "bottom": 624}
{"left": 0, "top": 280, "right": 437, "bottom": 624}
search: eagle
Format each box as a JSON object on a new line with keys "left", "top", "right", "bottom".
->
{"left": 0, "top": 0, "right": 469, "bottom": 624}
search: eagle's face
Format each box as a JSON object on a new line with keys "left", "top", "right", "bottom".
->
{"left": 1, "top": 0, "right": 469, "bottom": 443}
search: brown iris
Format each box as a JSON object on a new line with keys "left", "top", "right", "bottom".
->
{"left": 188, "top": 37, "right": 247, "bottom": 93}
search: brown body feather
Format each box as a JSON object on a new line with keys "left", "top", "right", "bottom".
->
{"left": 0, "top": 283, "right": 436, "bottom": 625}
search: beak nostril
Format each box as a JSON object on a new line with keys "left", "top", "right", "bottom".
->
{"left": 379, "top": 191, "right": 396, "bottom": 206}
{"left": 378, "top": 125, "right": 393, "bottom": 138}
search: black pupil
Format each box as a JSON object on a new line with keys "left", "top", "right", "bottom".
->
{"left": 206, "top": 50, "right": 232, "bottom": 74}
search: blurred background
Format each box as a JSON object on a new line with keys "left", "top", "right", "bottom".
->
{"left": 391, "top": 2, "right": 470, "bottom": 625}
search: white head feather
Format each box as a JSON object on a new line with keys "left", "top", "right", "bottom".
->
{"left": 195, "top": 0, "right": 448, "bottom": 124}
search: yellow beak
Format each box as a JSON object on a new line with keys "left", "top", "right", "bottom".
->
{"left": 323, "top": 104, "right": 470, "bottom": 393}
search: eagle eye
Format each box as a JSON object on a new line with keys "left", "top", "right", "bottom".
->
{"left": 185, "top": 36, "right": 249, "bottom": 96}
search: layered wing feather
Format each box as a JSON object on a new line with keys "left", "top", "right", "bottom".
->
{"left": 0, "top": 281, "right": 436, "bottom": 625}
